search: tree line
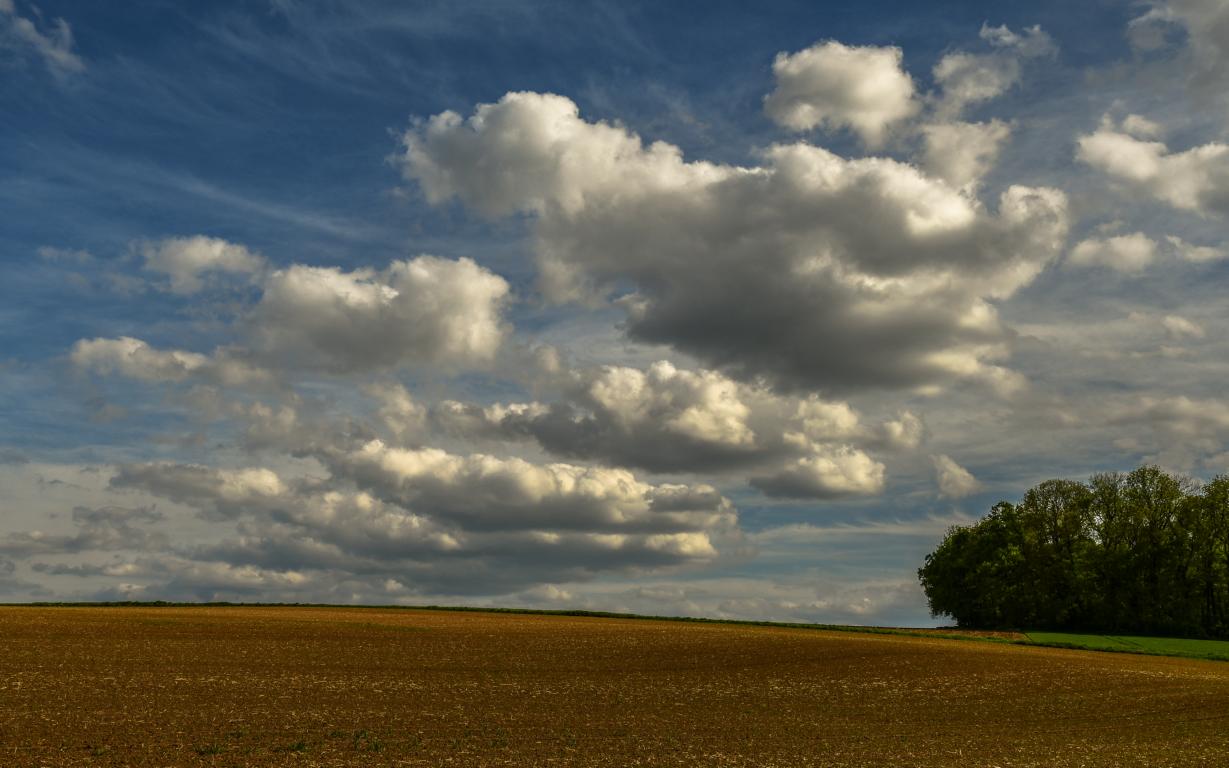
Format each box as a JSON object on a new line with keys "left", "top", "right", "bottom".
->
{"left": 918, "top": 466, "right": 1229, "bottom": 638}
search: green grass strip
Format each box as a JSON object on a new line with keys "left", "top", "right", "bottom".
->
{"left": 1023, "top": 631, "right": 1229, "bottom": 661}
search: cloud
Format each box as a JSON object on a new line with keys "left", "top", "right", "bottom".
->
{"left": 920, "top": 120, "right": 1012, "bottom": 192}
{"left": 37, "top": 245, "right": 93, "bottom": 264}
{"left": 911, "top": 24, "right": 1053, "bottom": 194}
{"left": 140, "top": 236, "right": 266, "bottom": 294}
{"left": 1077, "top": 116, "right": 1229, "bottom": 217}
{"left": 101, "top": 444, "right": 745, "bottom": 595}
{"left": 1129, "top": 1, "right": 1229, "bottom": 87}
{"left": 232, "top": 400, "right": 316, "bottom": 451}
{"left": 932, "top": 24, "right": 1055, "bottom": 119}
{"left": 54, "top": 556, "right": 322, "bottom": 601}
{"left": 70, "top": 336, "right": 208, "bottom": 382}
{"left": 0, "top": 447, "right": 30, "bottom": 465}
{"left": 27, "top": 11, "right": 1229, "bottom": 620}
{"left": 750, "top": 445, "right": 886, "bottom": 499}
{"left": 880, "top": 411, "right": 925, "bottom": 451}
{"left": 111, "top": 463, "right": 287, "bottom": 521}
{"left": 0, "top": 505, "right": 166, "bottom": 558}
{"left": 1127, "top": 5, "right": 1178, "bottom": 51}
{"left": 1168, "top": 0, "right": 1229, "bottom": 77}
{"left": 1067, "top": 233, "right": 1157, "bottom": 272}
{"left": 1165, "top": 235, "right": 1227, "bottom": 263}
{"left": 1063, "top": 231, "right": 1226, "bottom": 274}
{"left": 522, "top": 574, "right": 933, "bottom": 626}
{"left": 365, "top": 381, "right": 426, "bottom": 440}
{"left": 1113, "top": 395, "right": 1229, "bottom": 441}
{"left": 763, "top": 41, "right": 918, "bottom": 147}
{"left": 751, "top": 512, "right": 979, "bottom": 544}
{"left": 932, "top": 53, "right": 1020, "bottom": 118}
{"left": 70, "top": 336, "right": 273, "bottom": 387}
{"left": 428, "top": 359, "right": 908, "bottom": 498}
{"left": 436, "top": 360, "right": 836, "bottom": 461}
{"left": 325, "top": 439, "right": 735, "bottom": 536}
{"left": 250, "top": 255, "right": 509, "bottom": 374}
{"left": 1100, "top": 395, "right": 1229, "bottom": 472}
{"left": 1121, "top": 114, "right": 1164, "bottom": 139}
{"left": 2, "top": 452, "right": 938, "bottom": 614}
{"left": 70, "top": 250, "right": 512, "bottom": 382}
{"left": 1161, "top": 314, "right": 1204, "bottom": 340}
{"left": 401, "top": 92, "right": 1068, "bottom": 394}
{"left": 931, "top": 454, "right": 981, "bottom": 498}
{"left": 0, "top": 0, "right": 84, "bottom": 77}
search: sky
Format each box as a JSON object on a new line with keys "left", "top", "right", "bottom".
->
{"left": 2, "top": 0, "right": 1228, "bottom": 626}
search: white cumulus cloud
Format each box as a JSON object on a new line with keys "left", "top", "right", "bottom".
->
{"left": 764, "top": 41, "right": 918, "bottom": 146}
{"left": 932, "top": 454, "right": 981, "bottom": 498}
{"left": 425, "top": 358, "right": 919, "bottom": 498}
{"left": 140, "top": 236, "right": 266, "bottom": 294}
{"left": 327, "top": 439, "right": 735, "bottom": 537}
{"left": 71, "top": 336, "right": 272, "bottom": 387}
{"left": 251, "top": 255, "right": 509, "bottom": 374}
{"left": 1067, "top": 233, "right": 1157, "bottom": 272}
{"left": 932, "top": 24, "right": 1055, "bottom": 119}
{"left": 1077, "top": 116, "right": 1229, "bottom": 217}
{"left": 920, "top": 119, "right": 1012, "bottom": 192}
{"left": 401, "top": 92, "right": 1068, "bottom": 394}
{"left": 750, "top": 445, "right": 886, "bottom": 499}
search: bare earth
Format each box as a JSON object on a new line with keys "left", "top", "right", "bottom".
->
{"left": 1, "top": 607, "right": 1227, "bottom": 767}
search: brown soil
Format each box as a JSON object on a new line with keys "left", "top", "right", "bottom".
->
{"left": 1, "top": 606, "right": 1226, "bottom": 767}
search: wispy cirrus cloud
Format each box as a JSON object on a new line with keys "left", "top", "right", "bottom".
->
{"left": 1, "top": 0, "right": 84, "bottom": 77}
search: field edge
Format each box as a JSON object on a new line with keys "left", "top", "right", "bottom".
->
{"left": 5, "top": 600, "right": 1229, "bottom": 662}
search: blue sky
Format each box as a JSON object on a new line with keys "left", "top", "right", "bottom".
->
{"left": 2, "top": 0, "right": 1228, "bottom": 625}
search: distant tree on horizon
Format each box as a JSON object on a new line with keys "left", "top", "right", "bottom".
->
{"left": 919, "top": 466, "right": 1229, "bottom": 638}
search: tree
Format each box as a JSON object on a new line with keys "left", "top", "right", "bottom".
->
{"left": 919, "top": 465, "right": 1229, "bottom": 638}
{"left": 1017, "top": 479, "right": 1094, "bottom": 628}
{"left": 1196, "top": 476, "right": 1229, "bottom": 636}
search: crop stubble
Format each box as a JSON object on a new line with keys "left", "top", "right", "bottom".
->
{"left": 0, "top": 606, "right": 1226, "bottom": 766}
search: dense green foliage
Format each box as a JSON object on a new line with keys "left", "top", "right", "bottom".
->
{"left": 919, "top": 466, "right": 1229, "bottom": 638}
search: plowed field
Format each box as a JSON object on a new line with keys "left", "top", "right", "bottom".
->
{"left": 1, "top": 606, "right": 1227, "bottom": 766}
